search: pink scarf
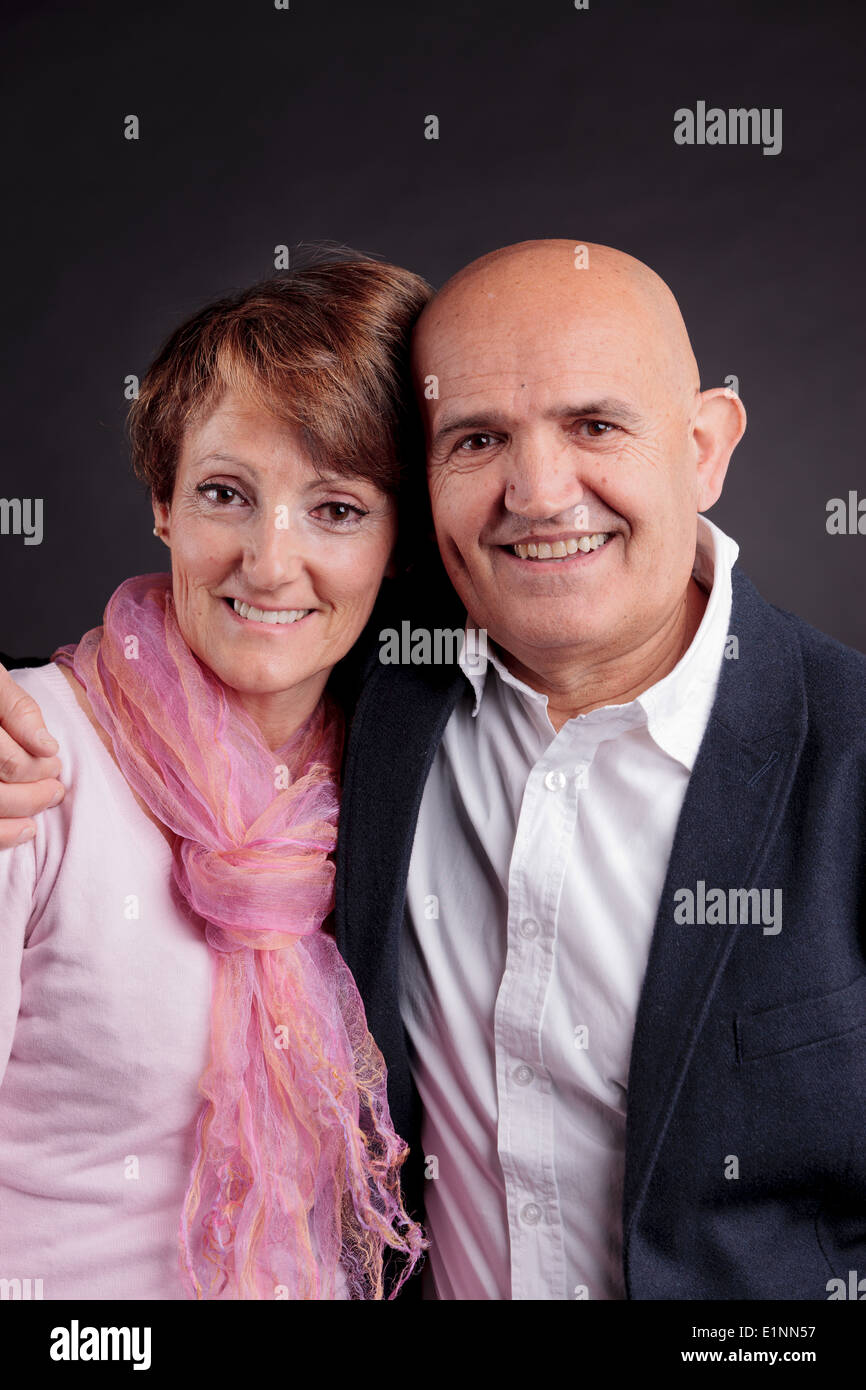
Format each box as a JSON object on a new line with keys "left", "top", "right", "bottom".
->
{"left": 54, "top": 573, "right": 424, "bottom": 1299}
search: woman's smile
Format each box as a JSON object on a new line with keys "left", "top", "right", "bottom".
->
{"left": 222, "top": 595, "right": 317, "bottom": 629}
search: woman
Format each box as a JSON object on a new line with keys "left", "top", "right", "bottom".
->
{"left": 0, "top": 255, "right": 431, "bottom": 1299}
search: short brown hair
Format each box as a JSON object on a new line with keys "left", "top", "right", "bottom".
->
{"left": 129, "top": 253, "right": 432, "bottom": 510}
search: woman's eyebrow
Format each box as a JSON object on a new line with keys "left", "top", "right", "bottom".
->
{"left": 194, "top": 458, "right": 378, "bottom": 501}
{"left": 193, "top": 451, "right": 259, "bottom": 472}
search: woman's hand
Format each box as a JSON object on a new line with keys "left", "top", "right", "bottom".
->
{"left": 0, "top": 663, "right": 64, "bottom": 847}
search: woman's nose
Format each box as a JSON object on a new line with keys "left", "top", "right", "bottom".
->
{"left": 241, "top": 516, "right": 305, "bottom": 588}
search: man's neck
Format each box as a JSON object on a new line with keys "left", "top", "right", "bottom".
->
{"left": 497, "top": 577, "right": 709, "bottom": 734}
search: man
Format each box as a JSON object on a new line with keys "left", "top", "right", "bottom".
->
{"left": 2, "top": 241, "right": 866, "bottom": 1300}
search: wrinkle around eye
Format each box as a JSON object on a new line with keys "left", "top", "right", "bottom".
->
{"left": 436, "top": 449, "right": 496, "bottom": 478}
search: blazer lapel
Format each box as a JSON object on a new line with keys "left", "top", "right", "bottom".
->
{"left": 623, "top": 568, "right": 808, "bottom": 1244}
{"left": 335, "top": 652, "right": 467, "bottom": 1127}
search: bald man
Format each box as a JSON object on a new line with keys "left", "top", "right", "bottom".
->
{"left": 2, "top": 241, "right": 866, "bottom": 1302}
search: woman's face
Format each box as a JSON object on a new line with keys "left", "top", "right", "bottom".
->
{"left": 153, "top": 390, "right": 397, "bottom": 745}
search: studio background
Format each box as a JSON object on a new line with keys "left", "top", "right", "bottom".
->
{"left": 2, "top": 0, "right": 864, "bottom": 656}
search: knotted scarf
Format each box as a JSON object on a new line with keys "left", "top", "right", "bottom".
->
{"left": 54, "top": 573, "right": 424, "bottom": 1299}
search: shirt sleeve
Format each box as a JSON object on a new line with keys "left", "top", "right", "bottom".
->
{"left": 0, "top": 836, "right": 36, "bottom": 1086}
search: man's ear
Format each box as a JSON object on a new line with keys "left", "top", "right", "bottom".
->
{"left": 692, "top": 386, "right": 747, "bottom": 511}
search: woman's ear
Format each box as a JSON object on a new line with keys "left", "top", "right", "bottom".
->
{"left": 152, "top": 496, "right": 170, "bottom": 543}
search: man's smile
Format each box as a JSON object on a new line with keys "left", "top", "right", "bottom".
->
{"left": 495, "top": 531, "right": 616, "bottom": 565}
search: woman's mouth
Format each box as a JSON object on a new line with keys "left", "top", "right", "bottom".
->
{"left": 224, "top": 597, "right": 314, "bottom": 626}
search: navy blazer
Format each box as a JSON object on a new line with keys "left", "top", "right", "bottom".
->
{"left": 334, "top": 562, "right": 866, "bottom": 1299}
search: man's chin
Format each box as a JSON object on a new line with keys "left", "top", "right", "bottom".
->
{"left": 486, "top": 618, "right": 608, "bottom": 664}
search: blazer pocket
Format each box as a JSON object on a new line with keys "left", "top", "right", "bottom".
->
{"left": 736, "top": 972, "right": 866, "bottom": 1063}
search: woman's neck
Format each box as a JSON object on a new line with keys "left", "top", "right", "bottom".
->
{"left": 236, "top": 672, "right": 330, "bottom": 750}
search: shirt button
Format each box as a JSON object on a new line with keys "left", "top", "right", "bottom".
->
{"left": 520, "top": 1202, "right": 543, "bottom": 1226}
{"left": 513, "top": 1063, "right": 534, "bottom": 1086}
{"left": 544, "top": 769, "right": 566, "bottom": 792}
{"left": 519, "top": 917, "right": 539, "bottom": 940}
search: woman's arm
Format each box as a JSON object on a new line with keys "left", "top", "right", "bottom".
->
{"left": 0, "top": 661, "right": 64, "bottom": 848}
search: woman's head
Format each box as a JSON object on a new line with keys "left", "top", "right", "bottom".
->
{"left": 130, "top": 254, "right": 431, "bottom": 743}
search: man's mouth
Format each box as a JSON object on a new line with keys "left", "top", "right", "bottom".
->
{"left": 224, "top": 597, "right": 313, "bottom": 625}
{"left": 506, "top": 531, "right": 613, "bottom": 562}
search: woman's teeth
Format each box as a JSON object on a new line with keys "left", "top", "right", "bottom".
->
{"left": 232, "top": 599, "right": 311, "bottom": 624}
{"left": 512, "top": 532, "right": 611, "bottom": 561}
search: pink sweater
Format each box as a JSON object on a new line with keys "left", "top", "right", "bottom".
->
{"left": 0, "top": 664, "right": 215, "bottom": 1299}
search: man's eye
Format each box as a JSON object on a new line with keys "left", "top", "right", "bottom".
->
{"left": 197, "top": 483, "right": 247, "bottom": 505}
{"left": 312, "top": 501, "right": 367, "bottom": 526}
{"left": 457, "top": 433, "right": 496, "bottom": 452}
{"left": 580, "top": 420, "right": 616, "bottom": 437}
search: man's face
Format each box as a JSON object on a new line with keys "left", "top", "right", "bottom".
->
{"left": 418, "top": 287, "right": 703, "bottom": 671}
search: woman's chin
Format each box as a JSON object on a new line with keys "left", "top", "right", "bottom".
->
{"left": 181, "top": 610, "right": 322, "bottom": 694}
{"left": 216, "top": 661, "right": 311, "bottom": 701}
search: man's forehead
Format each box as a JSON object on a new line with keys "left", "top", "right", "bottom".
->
{"left": 420, "top": 338, "right": 650, "bottom": 434}
{"left": 413, "top": 242, "right": 699, "bottom": 434}
{"left": 418, "top": 289, "right": 653, "bottom": 377}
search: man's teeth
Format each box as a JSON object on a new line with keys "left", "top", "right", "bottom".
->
{"left": 232, "top": 599, "right": 310, "bottom": 624}
{"left": 512, "top": 532, "right": 611, "bottom": 561}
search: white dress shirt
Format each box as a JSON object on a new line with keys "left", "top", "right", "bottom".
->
{"left": 400, "top": 516, "right": 740, "bottom": 1300}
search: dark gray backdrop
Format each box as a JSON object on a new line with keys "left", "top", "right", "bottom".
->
{"left": 3, "top": 0, "right": 864, "bottom": 655}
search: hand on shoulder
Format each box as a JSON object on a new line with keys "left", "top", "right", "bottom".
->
{"left": 0, "top": 661, "right": 64, "bottom": 848}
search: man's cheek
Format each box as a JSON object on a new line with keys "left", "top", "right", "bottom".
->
{"left": 426, "top": 463, "right": 453, "bottom": 511}
{"left": 612, "top": 437, "right": 665, "bottom": 474}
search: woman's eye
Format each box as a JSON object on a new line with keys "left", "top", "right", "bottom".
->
{"left": 197, "top": 483, "right": 247, "bottom": 506}
{"left": 313, "top": 501, "right": 367, "bottom": 526}
{"left": 457, "top": 433, "right": 496, "bottom": 452}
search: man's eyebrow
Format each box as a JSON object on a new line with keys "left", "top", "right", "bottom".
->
{"left": 430, "top": 398, "right": 643, "bottom": 446}
{"left": 549, "top": 399, "right": 644, "bottom": 428}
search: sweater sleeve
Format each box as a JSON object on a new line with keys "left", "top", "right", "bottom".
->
{"left": 0, "top": 835, "right": 36, "bottom": 1086}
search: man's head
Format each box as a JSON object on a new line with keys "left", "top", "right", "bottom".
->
{"left": 412, "top": 240, "right": 746, "bottom": 684}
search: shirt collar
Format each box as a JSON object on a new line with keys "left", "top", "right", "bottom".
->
{"left": 459, "top": 516, "right": 740, "bottom": 772}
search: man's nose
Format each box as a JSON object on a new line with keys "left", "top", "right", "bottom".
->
{"left": 503, "top": 441, "right": 585, "bottom": 518}
{"left": 241, "top": 514, "right": 306, "bottom": 588}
